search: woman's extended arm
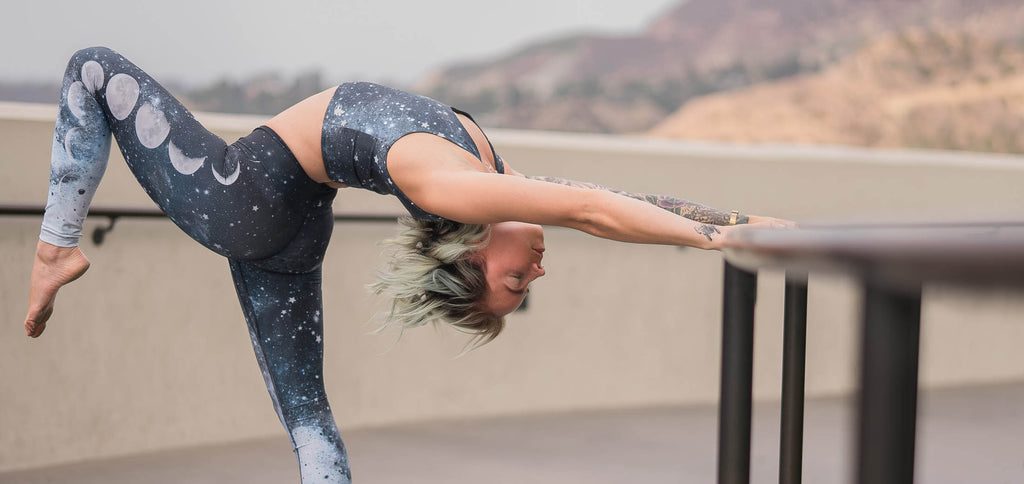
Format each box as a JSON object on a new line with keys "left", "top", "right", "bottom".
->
{"left": 497, "top": 159, "right": 773, "bottom": 226}
{"left": 404, "top": 168, "right": 736, "bottom": 250}
{"left": 523, "top": 175, "right": 749, "bottom": 225}
{"left": 388, "top": 136, "right": 788, "bottom": 249}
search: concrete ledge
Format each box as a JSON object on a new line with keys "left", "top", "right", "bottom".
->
{"left": 7, "top": 101, "right": 1024, "bottom": 169}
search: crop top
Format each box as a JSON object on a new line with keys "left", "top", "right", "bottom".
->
{"left": 320, "top": 82, "right": 505, "bottom": 220}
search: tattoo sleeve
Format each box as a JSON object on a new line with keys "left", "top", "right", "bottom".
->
{"left": 526, "top": 175, "right": 749, "bottom": 225}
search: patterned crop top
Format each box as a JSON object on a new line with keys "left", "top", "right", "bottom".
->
{"left": 320, "top": 82, "right": 505, "bottom": 220}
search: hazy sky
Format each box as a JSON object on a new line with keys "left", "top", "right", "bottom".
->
{"left": 2, "top": 0, "right": 679, "bottom": 85}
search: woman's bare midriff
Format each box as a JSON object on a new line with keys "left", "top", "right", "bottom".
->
{"left": 265, "top": 88, "right": 342, "bottom": 187}
{"left": 264, "top": 86, "right": 499, "bottom": 190}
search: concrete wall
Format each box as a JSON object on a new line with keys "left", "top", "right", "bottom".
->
{"left": 3, "top": 101, "right": 1024, "bottom": 472}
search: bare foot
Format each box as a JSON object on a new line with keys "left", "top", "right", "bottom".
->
{"left": 24, "top": 240, "right": 90, "bottom": 338}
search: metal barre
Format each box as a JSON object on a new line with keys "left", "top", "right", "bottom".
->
{"left": 0, "top": 203, "right": 401, "bottom": 245}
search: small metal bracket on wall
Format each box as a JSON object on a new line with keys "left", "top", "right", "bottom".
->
{"left": 91, "top": 216, "right": 119, "bottom": 246}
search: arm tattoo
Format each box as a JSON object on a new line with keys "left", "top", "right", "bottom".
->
{"left": 695, "top": 224, "right": 721, "bottom": 242}
{"left": 526, "top": 175, "right": 749, "bottom": 225}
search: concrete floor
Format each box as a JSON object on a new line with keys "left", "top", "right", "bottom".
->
{"left": 3, "top": 382, "right": 1023, "bottom": 484}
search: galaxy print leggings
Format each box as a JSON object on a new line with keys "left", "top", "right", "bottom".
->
{"left": 42, "top": 47, "right": 351, "bottom": 483}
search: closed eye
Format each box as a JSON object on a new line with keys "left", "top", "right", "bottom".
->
{"left": 507, "top": 274, "right": 527, "bottom": 294}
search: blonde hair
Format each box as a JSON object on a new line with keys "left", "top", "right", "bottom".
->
{"left": 371, "top": 217, "right": 505, "bottom": 350}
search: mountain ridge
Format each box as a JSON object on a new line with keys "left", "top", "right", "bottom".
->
{"left": 416, "top": 0, "right": 1024, "bottom": 136}
{"left": 649, "top": 29, "right": 1024, "bottom": 153}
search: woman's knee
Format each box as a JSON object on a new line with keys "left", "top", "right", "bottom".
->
{"left": 67, "top": 46, "right": 118, "bottom": 72}
{"left": 70, "top": 46, "right": 115, "bottom": 62}
{"left": 64, "top": 47, "right": 118, "bottom": 98}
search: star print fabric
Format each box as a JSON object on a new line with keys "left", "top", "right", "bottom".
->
{"left": 41, "top": 47, "right": 335, "bottom": 261}
{"left": 40, "top": 47, "right": 350, "bottom": 483}
{"left": 321, "top": 82, "right": 504, "bottom": 221}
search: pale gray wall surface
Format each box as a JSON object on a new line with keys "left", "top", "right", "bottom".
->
{"left": 3, "top": 102, "right": 1024, "bottom": 471}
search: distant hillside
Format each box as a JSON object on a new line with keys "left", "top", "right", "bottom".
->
{"left": 417, "top": 0, "right": 1024, "bottom": 134}
{"left": 648, "top": 30, "right": 1024, "bottom": 154}
{"left": 0, "top": 73, "right": 327, "bottom": 117}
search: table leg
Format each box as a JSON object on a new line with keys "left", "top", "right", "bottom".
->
{"left": 856, "top": 283, "right": 922, "bottom": 484}
{"left": 780, "top": 278, "right": 808, "bottom": 484}
{"left": 718, "top": 261, "right": 758, "bottom": 484}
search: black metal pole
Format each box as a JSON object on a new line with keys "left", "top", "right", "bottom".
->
{"left": 779, "top": 277, "right": 808, "bottom": 484}
{"left": 856, "top": 283, "right": 922, "bottom": 484}
{"left": 718, "top": 261, "right": 757, "bottom": 484}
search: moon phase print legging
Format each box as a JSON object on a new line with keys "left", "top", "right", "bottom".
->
{"left": 41, "top": 47, "right": 351, "bottom": 483}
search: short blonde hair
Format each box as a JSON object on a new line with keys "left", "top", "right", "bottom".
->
{"left": 371, "top": 217, "right": 505, "bottom": 350}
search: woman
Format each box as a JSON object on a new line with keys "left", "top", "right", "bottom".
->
{"left": 24, "top": 47, "right": 789, "bottom": 483}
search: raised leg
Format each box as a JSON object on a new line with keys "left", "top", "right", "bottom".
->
{"left": 40, "top": 46, "right": 230, "bottom": 249}
{"left": 27, "top": 46, "right": 227, "bottom": 336}
{"left": 27, "top": 46, "right": 317, "bottom": 336}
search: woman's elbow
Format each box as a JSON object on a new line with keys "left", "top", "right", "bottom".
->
{"left": 568, "top": 191, "right": 612, "bottom": 237}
